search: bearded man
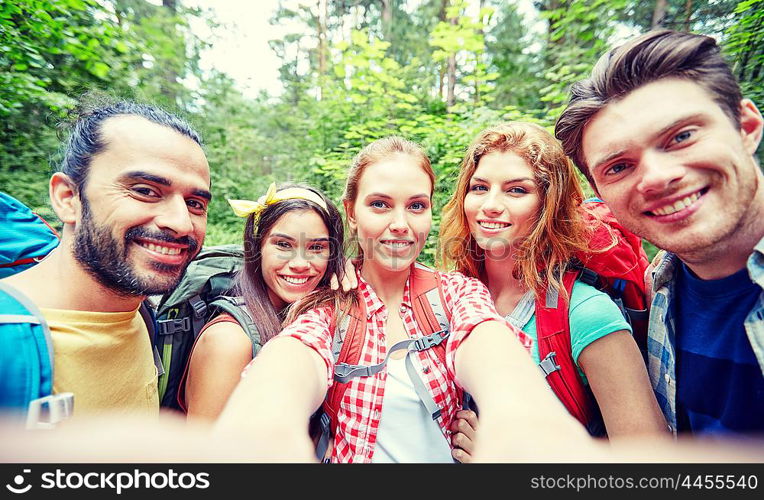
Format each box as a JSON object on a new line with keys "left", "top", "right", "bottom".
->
{"left": 1, "top": 101, "right": 211, "bottom": 419}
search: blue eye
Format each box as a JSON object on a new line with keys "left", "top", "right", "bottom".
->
{"left": 370, "top": 200, "right": 388, "bottom": 209}
{"left": 507, "top": 187, "right": 528, "bottom": 195}
{"left": 673, "top": 130, "right": 693, "bottom": 143}
{"left": 409, "top": 201, "right": 428, "bottom": 211}
{"left": 469, "top": 184, "right": 487, "bottom": 192}
{"left": 601, "top": 162, "right": 630, "bottom": 176}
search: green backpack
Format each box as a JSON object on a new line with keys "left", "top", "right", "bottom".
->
{"left": 153, "top": 244, "right": 262, "bottom": 411}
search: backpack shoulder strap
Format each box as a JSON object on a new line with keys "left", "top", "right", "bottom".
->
{"left": 324, "top": 299, "right": 367, "bottom": 419}
{"left": 0, "top": 281, "right": 73, "bottom": 429}
{"left": 410, "top": 263, "right": 451, "bottom": 367}
{"left": 314, "top": 299, "right": 366, "bottom": 460}
{"left": 138, "top": 300, "right": 164, "bottom": 378}
{"left": 534, "top": 270, "right": 597, "bottom": 427}
{"left": 208, "top": 295, "right": 262, "bottom": 358}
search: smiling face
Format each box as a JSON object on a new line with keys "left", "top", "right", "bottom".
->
{"left": 463, "top": 151, "right": 542, "bottom": 259}
{"left": 346, "top": 153, "right": 432, "bottom": 276}
{"left": 72, "top": 115, "right": 211, "bottom": 296}
{"left": 582, "top": 78, "right": 764, "bottom": 260}
{"left": 260, "top": 209, "right": 330, "bottom": 309}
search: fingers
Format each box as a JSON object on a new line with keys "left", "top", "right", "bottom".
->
{"left": 451, "top": 445, "right": 471, "bottom": 464}
{"left": 450, "top": 431, "right": 473, "bottom": 463}
{"left": 340, "top": 258, "right": 359, "bottom": 292}
{"left": 453, "top": 409, "right": 478, "bottom": 435}
{"left": 330, "top": 274, "right": 339, "bottom": 291}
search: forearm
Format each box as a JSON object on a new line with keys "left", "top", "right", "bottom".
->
{"left": 581, "top": 332, "right": 668, "bottom": 439}
{"left": 454, "top": 321, "right": 594, "bottom": 460}
{"left": 213, "top": 337, "right": 327, "bottom": 461}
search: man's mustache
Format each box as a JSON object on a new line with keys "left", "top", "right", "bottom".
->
{"left": 124, "top": 226, "right": 200, "bottom": 254}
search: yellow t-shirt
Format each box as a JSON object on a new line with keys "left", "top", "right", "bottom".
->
{"left": 42, "top": 307, "right": 159, "bottom": 418}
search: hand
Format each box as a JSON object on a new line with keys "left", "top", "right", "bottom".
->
{"left": 644, "top": 250, "right": 665, "bottom": 304}
{"left": 330, "top": 257, "right": 359, "bottom": 292}
{"left": 450, "top": 409, "right": 478, "bottom": 463}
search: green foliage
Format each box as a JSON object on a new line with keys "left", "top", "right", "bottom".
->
{"left": 2, "top": 0, "right": 759, "bottom": 267}
{"left": 725, "top": 0, "right": 764, "bottom": 110}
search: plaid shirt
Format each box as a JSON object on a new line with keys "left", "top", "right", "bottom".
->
{"left": 648, "top": 237, "right": 764, "bottom": 435}
{"left": 280, "top": 265, "right": 532, "bottom": 463}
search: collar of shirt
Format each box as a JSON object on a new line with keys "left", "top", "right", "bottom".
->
{"left": 653, "top": 251, "right": 680, "bottom": 291}
{"left": 355, "top": 265, "right": 414, "bottom": 319}
{"left": 654, "top": 235, "right": 764, "bottom": 292}
{"left": 748, "top": 235, "right": 764, "bottom": 290}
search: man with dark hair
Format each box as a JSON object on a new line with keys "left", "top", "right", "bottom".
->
{"left": 1, "top": 100, "right": 211, "bottom": 418}
{"left": 555, "top": 30, "right": 764, "bottom": 436}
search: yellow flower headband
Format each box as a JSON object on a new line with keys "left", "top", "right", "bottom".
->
{"left": 228, "top": 183, "right": 328, "bottom": 220}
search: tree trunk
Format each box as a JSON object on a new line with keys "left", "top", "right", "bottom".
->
{"left": 474, "top": 0, "right": 485, "bottom": 104}
{"left": 381, "top": 0, "right": 392, "bottom": 41}
{"left": 437, "top": 0, "right": 447, "bottom": 101}
{"left": 684, "top": 0, "right": 693, "bottom": 31}
{"left": 651, "top": 0, "right": 668, "bottom": 28}
{"left": 317, "top": 0, "right": 327, "bottom": 100}
{"left": 162, "top": 0, "right": 179, "bottom": 104}
{"left": 447, "top": 11, "right": 457, "bottom": 109}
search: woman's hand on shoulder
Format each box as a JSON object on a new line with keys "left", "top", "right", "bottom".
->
{"left": 330, "top": 257, "right": 359, "bottom": 292}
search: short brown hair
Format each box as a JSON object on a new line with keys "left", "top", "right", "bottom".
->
{"left": 555, "top": 29, "right": 742, "bottom": 185}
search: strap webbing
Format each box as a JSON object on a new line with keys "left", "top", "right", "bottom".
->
{"left": 333, "top": 329, "right": 449, "bottom": 421}
{"left": 625, "top": 307, "right": 649, "bottom": 321}
{"left": 315, "top": 412, "right": 332, "bottom": 462}
{"left": 404, "top": 351, "right": 441, "bottom": 420}
{"left": 504, "top": 290, "right": 535, "bottom": 329}
{"left": 0, "top": 314, "right": 41, "bottom": 325}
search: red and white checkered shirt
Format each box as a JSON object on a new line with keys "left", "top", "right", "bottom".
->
{"left": 279, "top": 265, "right": 532, "bottom": 463}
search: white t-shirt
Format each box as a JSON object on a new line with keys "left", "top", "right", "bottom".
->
{"left": 371, "top": 356, "right": 453, "bottom": 463}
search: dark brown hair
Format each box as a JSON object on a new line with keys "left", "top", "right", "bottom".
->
{"left": 555, "top": 29, "right": 742, "bottom": 186}
{"left": 235, "top": 183, "right": 344, "bottom": 343}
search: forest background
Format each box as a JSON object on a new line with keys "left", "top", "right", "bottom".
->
{"left": 2, "top": 0, "right": 763, "bottom": 263}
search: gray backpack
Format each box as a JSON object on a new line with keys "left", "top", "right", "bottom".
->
{"left": 153, "top": 245, "right": 261, "bottom": 411}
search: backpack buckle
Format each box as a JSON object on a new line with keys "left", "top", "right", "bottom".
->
{"left": 157, "top": 317, "right": 191, "bottom": 335}
{"left": 412, "top": 329, "right": 449, "bottom": 352}
{"left": 333, "top": 363, "right": 372, "bottom": 383}
{"left": 538, "top": 352, "right": 561, "bottom": 377}
{"left": 26, "top": 393, "right": 74, "bottom": 430}
{"left": 189, "top": 296, "right": 207, "bottom": 319}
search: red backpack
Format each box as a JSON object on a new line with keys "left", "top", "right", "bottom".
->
{"left": 535, "top": 199, "right": 649, "bottom": 432}
{"left": 313, "top": 263, "right": 456, "bottom": 460}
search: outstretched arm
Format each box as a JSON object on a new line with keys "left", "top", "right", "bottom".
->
{"left": 213, "top": 336, "right": 328, "bottom": 461}
{"left": 579, "top": 331, "right": 667, "bottom": 439}
{"left": 454, "top": 321, "right": 601, "bottom": 461}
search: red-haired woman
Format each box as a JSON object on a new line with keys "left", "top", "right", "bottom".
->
{"left": 440, "top": 122, "right": 666, "bottom": 441}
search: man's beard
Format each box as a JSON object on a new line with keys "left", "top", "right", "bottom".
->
{"left": 73, "top": 197, "right": 199, "bottom": 297}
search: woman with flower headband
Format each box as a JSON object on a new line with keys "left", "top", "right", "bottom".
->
{"left": 440, "top": 122, "right": 666, "bottom": 441}
{"left": 180, "top": 183, "right": 345, "bottom": 421}
{"left": 214, "top": 136, "right": 588, "bottom": 462}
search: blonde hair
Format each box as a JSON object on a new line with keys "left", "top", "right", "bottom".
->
{"left": 439, "top": 122, "right": 590, "bottom": 296}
